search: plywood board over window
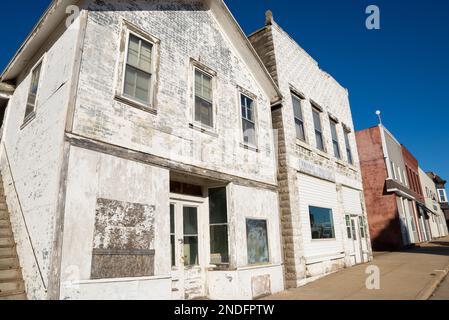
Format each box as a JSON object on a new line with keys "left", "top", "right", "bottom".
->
{"left": 91, "top": 198, "right": 156, "bottom": 279}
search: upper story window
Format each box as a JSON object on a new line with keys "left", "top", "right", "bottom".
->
{"left": 438, "top": 189, "right": 448, "bottom": 203}
{"left": 124, "top": 34, "right": 153, "bottom": 105}
{"left": 24, "top": 61, "right": 42, "bottom": 122}
{"left": 115, "top": 22, "right": 160, "bottom": 112}
{"left": 292, "top": 94, "right": 305, "bottom": 141}
{"left": 391, "top": 161, "right": 397, "bottom": 180}
{"left": 344, "top": 129, "right": 353, "bottom": 165}
{"left": 330, "top": 119, "right": 341, "bottom": 159}
{"left": 194, "top": 68, "right": 214, "bottom": 128}
{"left": 312, "top": 107, "right": 324, "bottom": 151}
{"left": 240, "top": 93, "right": 256, "bottom": 146}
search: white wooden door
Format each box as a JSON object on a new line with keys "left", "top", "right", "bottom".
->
{"left": 170, "top": 196, "right": 207, "bottom": 300}
{"left": 350, "top": 217, "right": 363, "bottom": 264}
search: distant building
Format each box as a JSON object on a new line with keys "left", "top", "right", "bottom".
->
{"left": 356, "top": 125, "right": 431, "bottom": 250}
{"left": 420, "top": 171, "right": 449, "bottom": 238}
{"left": 427, "top": 173, "right": 449, "bottom": 228}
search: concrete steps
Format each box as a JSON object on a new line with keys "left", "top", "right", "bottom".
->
{"left": 0, "top": 179, "right": 27, "bottom": 300}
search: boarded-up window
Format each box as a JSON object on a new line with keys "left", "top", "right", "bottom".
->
{"left": 91, "top": 198, "right": 156, "bottom": 279}
{"left": 246, "top": 219, "right": 269, "bottom": 265}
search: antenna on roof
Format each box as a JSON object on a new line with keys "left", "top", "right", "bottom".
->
{"left": 375, "top": 110, "right": 383, "bottom": 125}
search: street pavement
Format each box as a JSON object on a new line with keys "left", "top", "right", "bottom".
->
{"left": 264, "top": 236, "right": 449, "bottom": 300}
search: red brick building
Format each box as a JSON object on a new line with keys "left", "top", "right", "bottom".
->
{"left": 356, "top": 125, "right": 427, "bottom": 251}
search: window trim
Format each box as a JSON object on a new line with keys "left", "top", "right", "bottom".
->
{"left": 190, "top": 59, "right": 217, "bottom": 131}
{"left": 311, "top": 105, "right": 325, "bottom": 152}
{"left": 22, "top": 57, "right": 45, "bottom": 128}
{"left": 292, "top": 93, "right": 307, "bottom": 143}
{"left": 238, "top": 87, "right": 258, "bottom": 149}
{"left": 115, "top": 20, "right": 160, "bottom": 113}
{"left": 329, "top": 118, "right": 341, "bottom": 159}
{"left": 309, "top": 205, "right": 336, "bottom": 240}
{"left": 438, "top": 189, "right": 448, "bottom": 203}
{"left": 344, "top": 129, "right": 354, "bottom": 165}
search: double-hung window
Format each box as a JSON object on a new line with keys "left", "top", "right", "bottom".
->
{"left": 194, "top": 69, "right": 213, "bottom": 127}
{"left": 438, "top": 189, "right": 448, "bottom": 203}
{"left": 241, "top": 94, "right": 256, "bottom": 146}
{"left": 330, "top": 119, "right": 341, "bottom": 159}
{"left": 292, "top": 94, "right": 305, "bottom": 141}
{"left": 123, "top": 33, "right": 153, "bottom": 105}
{"left": 344, "top": 130, "right": 353, "bottom": 165}
{"left": 24, "top": 62, "right": 42, "bottom": 122}
{"left": 312, "top": 108, "right": 324, "bottom": 151}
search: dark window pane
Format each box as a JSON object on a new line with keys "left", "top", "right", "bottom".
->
{"left": 309, "top": 206, "right": 335, "bottom": 239}
{"left": 209, "top": 188, "right": 227, "bottom": 224}
{"left": 315, "top": 132, "right": 324, "bottom": 151}
{"left": 170, "top": 204, "right": 175, "bottom": 234}
{"left": 333, "top": 141, "right": 341, "bottom": 159}
{"left": 295, "top": 119, "right": 305, "bottom": 141}
{"left": 195, "top": 96, "right": 213, "bottom": 127}
{"left": 184, "top": 236, "right": 198, "bottom": 266}
{"left": 25, "top": 62, "right": 42, "bottom": 120}
{"left": 183, "top": 207, "right": 198, "bottom": 235}
{"left": 292, "top": 95, "right": 303, "bottom": 121}
{"left": 243, "top": 119, "right": 256, "bottom": 145}
{"left": 171, "top": 235, "right": 175, "bottom": 267}
{"left": 210, "top": 225, "right": 229, "bottom": 263}
{"left": 246, "top": 219, "right": 269, "bottom": 265}
{"left": 344, "top": 131, "right": 353, "bottom": 164}
{"left": 351, "top": 219, "right": 357, "bottom": 240}
{"left": 312, "top": 109, "right": 322, "bottom": 132}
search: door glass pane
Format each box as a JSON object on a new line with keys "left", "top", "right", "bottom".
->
{"left": 170, "top": 204, "right": 175, "bottom": 266}
{"left": 183, "top": 206, "right": 198, "bottom": 266}
{"left": 351, "top": 220, "right": 357, "bottom": 240}
{"left": 184, "top": 236, "right": 198, "bottom": 266}
{"left": 183, "top": 207, "right": 198, "bottom": 235}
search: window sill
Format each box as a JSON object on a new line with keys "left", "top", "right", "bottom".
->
{"left": 315, "top": 148, "right": 330, "bottom": 160}
{"left": 189, "top": 123, "right": 218, "bottom": 138}
{"left": 114, "top": 94, "right": 157, "bottom": 115}
{"left": 335, "top": 159, "right": 347, "bottom": 167}
{"left": 240, "top": 142, "right": 259, "bottom": 153}
{"left": 295, "top": 139, "right": 313, "bottom": 152}
{"left": 20, "top": 112, "right": 36, "bottom": 130}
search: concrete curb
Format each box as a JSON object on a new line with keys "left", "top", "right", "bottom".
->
{"left": 416, "top": 264, "right": 449, "bottom": 300}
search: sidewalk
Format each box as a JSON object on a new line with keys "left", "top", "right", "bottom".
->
{"left": 264, "top": 236, "right": 449, "bottom": 300}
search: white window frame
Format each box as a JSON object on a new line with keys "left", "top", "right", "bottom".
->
{"left": 238, "top": 87, "right": 258, "bottom": 149}
{"left": 190, "top": 59, "right": 217, "bottom": 131}
{"left": 22, "top": 56, "right": 45, "bottom": 128}
{"left": 438, "top": 189, "right": 448, "bottom": 203}
{"left": 115, "top": 20, "right": 160, "bottom": 113}
{"left": 311, "top": 105, "right": 325, "bottom": 152}
{"left": 329, "top": 118, "right": 341, "bottom": 159}
{"left": 292, "top": 93, "right": 307, "bottom": 143}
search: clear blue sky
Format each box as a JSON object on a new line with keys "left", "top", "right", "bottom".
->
{"left": 1, "top": 1, "right": 448, "bottom": 183}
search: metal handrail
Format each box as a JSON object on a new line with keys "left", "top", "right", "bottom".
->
{"left": 2, "top": 142, "right": 47, "bottom": 290}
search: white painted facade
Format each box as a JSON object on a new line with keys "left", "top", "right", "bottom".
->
{"left": 249, "top": 14, "right": 372, "bottom": 288}
{"left": 419, "top": 168, "right": 449, "bottom": 239}
{"left": 0, "top": 0, "right": 284, "bottom": 300}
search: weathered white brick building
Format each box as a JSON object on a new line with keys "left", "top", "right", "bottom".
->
{"left": 249, "top": 12, "right": 373, "bottom": 288}
{"left": 0, "top": 0, "right": 285, "bottom": 300}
